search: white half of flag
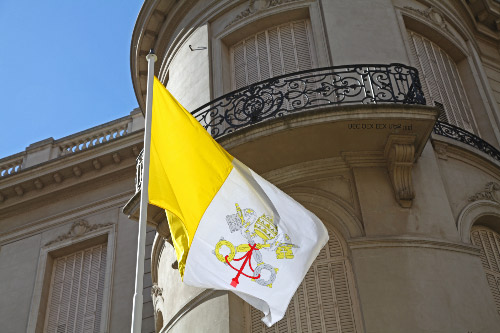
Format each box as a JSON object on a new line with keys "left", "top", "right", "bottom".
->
{"left": 183, "top": 159, "right": 329, "bottom": 326}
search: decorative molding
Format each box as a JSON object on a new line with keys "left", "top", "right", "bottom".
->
{"left": 384, "top": 135, "right": 416, "bottom": 208}
{"left": 225, "top": 0, "right": 257, "bottom": 28}
{"left": 34, "top": 178, "right": 44, "bottom": 190}
{"left": 342, "top": 151, "right": 386, "bottom": 168}
{"left": 151, "top": 234, "right": 167, "bottom": 285}
{"left": 457, "top": 199, "right": 500, "bottom": 243}
{"left": 45, "top": 220, "right": 113, "bottom": 246}
{"left": 92, "top": 159, "right": 102, "bottom": 170}
{"left": 348, "top": 236, "right": 481, "bottom": 256}
{"left": 73, "top": 166, "right": 82, "bottom": 177}
{"left": 152, "top": 283, "right": 163, "bottom": 298}
{"left": 285, "top": 190, "right": 365, "bottom": 238}
{"left": 14, "top": 185, "right": 24, "bottom": 196}
{"left": 404, "top": 6, "right": 451, "bottom": 34}
{"left": 53, "top": 172, "right": 63, "bottom": 183}
{"left": 468, "top": 182, "right": 500, "bottom": 202}
{"left": 132, "top": 145, "right": 140, "bottom": 157}
{"left": 112, "top": 153, "right": 121, "bottom": 164}
{"left": 433, "top": 141, "right": 448, "bottom": 160}
{"left": 267, "top": 0, "right": 302, "bottom": 8}
{"left": 225, "top": 0, "right": 304, "bottom": 28}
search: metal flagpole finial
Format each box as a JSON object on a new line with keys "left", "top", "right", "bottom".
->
{"left": 146, "top": 49, "right": 157, "bottom": 62}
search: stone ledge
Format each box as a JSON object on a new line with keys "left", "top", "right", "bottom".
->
{"left": 348, "top": 236, "right": 481, "bottom": 256}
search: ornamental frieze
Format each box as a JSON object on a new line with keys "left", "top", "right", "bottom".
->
{"left": 468, "top": 182, "right": 500, "bottom": 203}
{"left": 225, "top": 0, "right": 306, "bottom": 28}
{"left": 45, "top": 220, "right": 113, "bottom": 246}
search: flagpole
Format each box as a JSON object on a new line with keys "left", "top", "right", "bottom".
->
{"left": 131, "top": 49, "right": 156, "bottom": 333}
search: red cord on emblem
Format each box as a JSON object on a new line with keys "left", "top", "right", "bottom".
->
{"left": 225, "top": 243, "right": 261, "bottom": 288}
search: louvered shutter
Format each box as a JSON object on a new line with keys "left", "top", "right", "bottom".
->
{"left": 471, "top": 227, "right": 500, "bottom": 314}
{"left": 407, "top": 30, "right": 476, "bottom": 133}
{"left": 231, "top": 20, "right": 314, "bottom": 89}
{"left": 45, "top": 243, "right": 107, "bottom": 333}
{"left": 248, "top": 230, "right": 361, "bottom": 333}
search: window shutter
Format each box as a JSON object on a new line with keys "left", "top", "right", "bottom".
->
{"left": 407, "top": 30, "right": 476, "bottom": 133}
{"left": 291, "top": 20, "right": 313, "bottom": 72}
{"left": 231, "top": 20, "right": 314, "bottom": 90}
{"left": 268, "top": 27, "right": 283, "bottom": 78}
{"left": 471, "top": 227, "right": 500, "bottom": 314}
{"left": 233, "top": 43, "right": 247, "bottom": 90}
{"left": 248, "top": 230, "right": 361, "bottom": 333}
{"left": 45, "top": 243, "right": 107, "bottom": 333}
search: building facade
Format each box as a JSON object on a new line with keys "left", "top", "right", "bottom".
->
{"left": 2, "top": 0, "right": 500, "bottom": 332}
{"left": 0, "top": 111, "right": 159, "bottom": 332}
{"left": 126, "top": 0, "right": 500, "bottom": 332}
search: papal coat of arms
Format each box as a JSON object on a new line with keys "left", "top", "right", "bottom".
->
{"left": 213, "top": 203, "right": 299, "bottom": 288}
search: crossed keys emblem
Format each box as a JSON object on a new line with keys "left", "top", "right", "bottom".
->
{"left": 213, "top": 204, "right": 298, "bottom": 288}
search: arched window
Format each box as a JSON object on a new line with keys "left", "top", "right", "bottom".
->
{"left": 248, "top": 228, "right": 362, "bottom": 332}
{"left": 471, "top": 226, "right": 500, "bottom": 314}
{"left": 407, "top": 30, "right": 476, "bottom": 133}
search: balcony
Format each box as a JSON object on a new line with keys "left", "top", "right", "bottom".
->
{"left": 126, "top": 65, "right": 500, "bottom": 221}
{"left": 133, "top": 63, "right": 428, "bottom": 194}
{"left": 126, "top": 62, "right": 500, "bottom": 218}
{"left": 124, "top": 64, "right": 446, "bottom": 215}
{"left": 195, "top": 63, "right": 426, "bottom": 138}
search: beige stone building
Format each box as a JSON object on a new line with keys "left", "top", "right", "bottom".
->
{"left": 2, "top": 0, "right": 500, "bottom": 332}
{"left": 0, "top": 110, "right": 164, "bottom": 332}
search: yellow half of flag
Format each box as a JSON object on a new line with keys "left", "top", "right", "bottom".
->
{"left": 148, "top": 77, "right": 233, "bottom": 277}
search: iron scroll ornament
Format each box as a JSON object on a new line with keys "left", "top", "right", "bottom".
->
{"left": 191, "top": 63, "right": 426, "bottom": 139}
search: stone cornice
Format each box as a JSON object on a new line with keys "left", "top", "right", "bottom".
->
{"left": 0, "top": 131, "right": 143, "bottom": 209}
{"left": 463, "top": 0, "right": 500, "bottom": 39}
{"left": 0, "top": 191, "right": 133, "bottom": 245}
{"left": 348, "top": 236, "right": 481, "bottom": 256}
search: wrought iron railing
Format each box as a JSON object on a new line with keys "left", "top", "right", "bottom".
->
{"left": 433, "top": 121, "right": 500, "bottom": 162}
{"left": 192, "top": 63, "right": 426, "bottom": 138}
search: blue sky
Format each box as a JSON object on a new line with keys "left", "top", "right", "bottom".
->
{"left": 0, "top": 1, "right": 143, "bottom": 158}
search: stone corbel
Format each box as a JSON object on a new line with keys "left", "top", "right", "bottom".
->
{"left": 384, "top": 135, "right": 416, "bottom": 208}
{"left": 156, "top": 219, "right": 170, "bottom": 239}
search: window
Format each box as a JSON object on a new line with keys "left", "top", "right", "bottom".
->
{"left": 44, "top": 243, "right": 108, "bottom": 333}
{"left": 471, "top": 226, "right": 500, "bottom": 314}
{"left": 231, "top": 20, "right": 315, "bottom": 90}
{"left": 407, "top": 30, "right": 476, "bottom": 133}
{"left": 248, "top": 229, "right": 361, "bottom": 332}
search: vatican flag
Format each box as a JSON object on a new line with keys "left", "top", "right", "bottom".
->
{"left": 148, "top": 77, "right": 328, "bottom": 326}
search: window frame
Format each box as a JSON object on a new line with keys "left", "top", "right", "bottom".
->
{"left": 210, "top": 2, "right": 330, "bottom": 99}
{"left": 471, "top": 225, "right": 500, "bottom": 315}
{"left": 26, "top": 223, "right": 116, "bottom": 333}
{"left": 397, "top": 6, "right": 500, "bottom": 146}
